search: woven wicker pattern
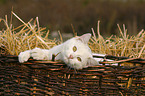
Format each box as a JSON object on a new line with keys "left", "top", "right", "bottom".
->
{"left": 0, "top": 55, "right": 145, "bottom": 95}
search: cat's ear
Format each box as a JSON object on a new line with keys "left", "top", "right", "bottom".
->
{"left": 86, "top": 57, "right": 99, "bottom": 67}
{"left": 78, "top": 33, "right": 91, "bottom": 44}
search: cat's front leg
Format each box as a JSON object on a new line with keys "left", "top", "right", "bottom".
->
{"left": 18, "top": 50, "right": 31, "bottom": 63}
{"left": 30, "top": 47, "right": 50, "bottom": 60}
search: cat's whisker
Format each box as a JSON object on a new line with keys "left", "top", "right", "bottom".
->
{"left": 67, "top": 67, "right": 71, "bottom": 72}
{"left": 73, "top": 68, "right": 77, "bottom": 74}
{"left": 65, "top": 66, "right": 71, "bottom": 73}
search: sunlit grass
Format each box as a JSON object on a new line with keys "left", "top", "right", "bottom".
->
{"left": 0, "top": 12, "right": 145, "bottom": 59}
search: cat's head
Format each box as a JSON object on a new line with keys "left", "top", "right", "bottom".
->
{"left": 62, "top": 33, "right": 98, "bottom": 69}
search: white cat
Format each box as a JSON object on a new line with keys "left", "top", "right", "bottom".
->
{"left": 18, "top": 33, "right": 99, "bottom": 69}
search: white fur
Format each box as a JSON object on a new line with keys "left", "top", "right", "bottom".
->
{"left": 18, "top": 33, "right": 99, "bottom": 69}
{"left": 19, "top": 50, "right": 31, "bottom": 63}
{"left": 92, "top": 53, "right": 118, "bottom": 66}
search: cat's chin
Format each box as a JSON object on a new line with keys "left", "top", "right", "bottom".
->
{"left": 63, "top": 58, "right": 69, "bottom": 65}
{"left": 64, "top": 59, "right": 83, "bottom": 69}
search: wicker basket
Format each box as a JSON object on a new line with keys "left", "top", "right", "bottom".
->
{"left": 0, "top": 54, "right": 144, "bottom": 96}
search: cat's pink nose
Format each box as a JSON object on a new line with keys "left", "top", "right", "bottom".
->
{"left": 68, "top": 55, "right": 73, "bottom": 59}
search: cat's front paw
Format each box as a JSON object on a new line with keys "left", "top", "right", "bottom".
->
{"left": 30, "top": 47, "right": 48, "bottom": 60}
{"left": 18, "top": 50, "right": 31, "bottom": 63}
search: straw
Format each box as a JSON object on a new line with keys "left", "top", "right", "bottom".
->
{"left": 0, "top": 12, "right": 145, "bottom": 59}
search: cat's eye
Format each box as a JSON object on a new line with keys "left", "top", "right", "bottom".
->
{"left": 77, "top": 57, "right": 82, "bottom": 62}
{"left": 73, "top": 46, "right": 77, "bottom": 52}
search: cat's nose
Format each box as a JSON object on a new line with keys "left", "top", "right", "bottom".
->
{"left": 68, "top": 55, "right": 73, "bottom": 59}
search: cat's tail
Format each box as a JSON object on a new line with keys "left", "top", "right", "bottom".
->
{"left": 92, "top": 53, "right": 119, "bottom": 66}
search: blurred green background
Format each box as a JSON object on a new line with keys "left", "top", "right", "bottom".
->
{"left": 0, "top": 0, "right": 145, "bottom": 36}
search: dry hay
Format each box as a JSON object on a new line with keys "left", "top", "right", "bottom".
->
{"left": 0, "top": 12, "right": 145, "bottom": 58}
{"left": 0, "top": 12, "right": 61, "bottom": 55}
